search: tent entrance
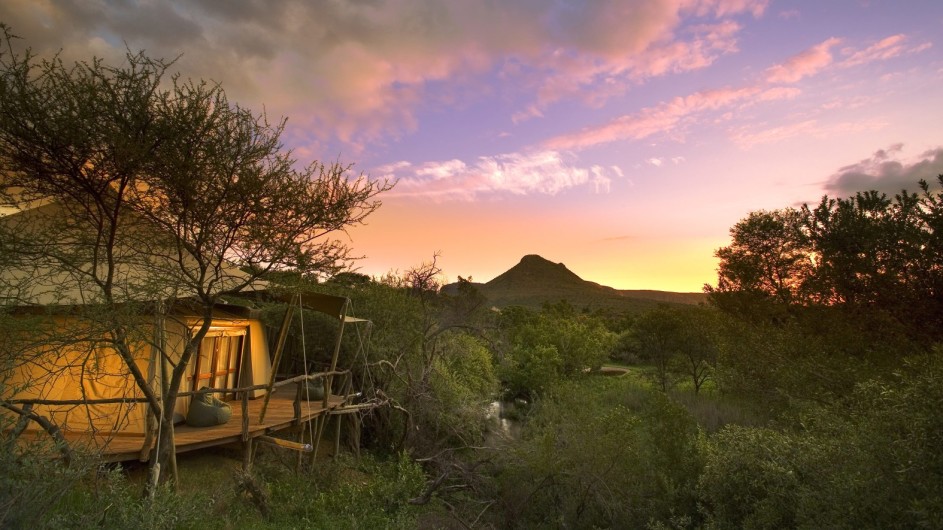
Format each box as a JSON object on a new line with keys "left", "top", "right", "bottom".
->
{"left": 189, "top": 327, "right": 247, "bottom": 400}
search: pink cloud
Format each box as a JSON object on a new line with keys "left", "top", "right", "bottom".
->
{"left": 634, "top": 21, "right": 743, "bottom": 78}
{"left": 730, "top": 118, "right": 887, "bottom": 149}
{"left": 544, "top": 86, "right": 759, "bottom": 150}
{"left": 416, "top": 159, "right": 468, "bottom": 180}
{"left": 1, "top": 0, "right": 772, "bottom": 150}
{"left": 840, "top": 34, "right": 930, "bottom": 67}
{"left": 755, "top": 86, "right": 802, "bottom": 102}
{"left": 382, "top": 151, "right": 622, "bottom": 200}
{"left": 729, "top": 120, "right": 819, "bottom": 149}
{"left": 517, "top": 19, "right": 744, "bottom": 122}
{"left": 765, "top": 37, "right": 841, "bottom": 83}
{"left": 683, "top": 0, "right": 769, "bottom": 18}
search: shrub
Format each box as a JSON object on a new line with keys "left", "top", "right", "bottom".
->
{"left": 264, "top": 453, "right": 425, "bottom": 529}
{"left": 492, "top": 378, "right": 703, "bottom": 528}
{"left": 699, "top": 356, "right": 943, "bottom": 529}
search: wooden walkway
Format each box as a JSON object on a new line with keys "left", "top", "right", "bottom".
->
{"left": 47, "top": 390, "right": 351, "bottom": 463}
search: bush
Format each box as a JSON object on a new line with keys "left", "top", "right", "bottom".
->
{"left": 0, "top": 436, "right": 93, "bottom": 528}
{"left": 699, "top": 357, "right": 943, "bottom": 529}
{"left": 495, "top": 304, "right": 616, "bottom": 399}
{"left": 699, "top": 426, "right": 804, "bottom": 529}
{"left": 0, "top": 438, "right": 207, "bottom": 530}
{"left": 492, "top": 377, "right": 703, "bottom": 528}
{"left": 263, "top": 452, "right": 425, "bottom": 529}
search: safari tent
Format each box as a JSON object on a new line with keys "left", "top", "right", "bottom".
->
{"left": 0, "top": 201, "right": 371, "bottom": 462}
{"left": 2, "top": 294, "right": 368, "bottom": 464}
{"left": 4, "top": 303, "right": 274, "bottom": 436}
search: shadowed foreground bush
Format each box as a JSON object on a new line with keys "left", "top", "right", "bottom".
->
{"left": 1, "top": 434, "right": 425, "bottom": 530}
{"left": 0, "top": 439, "right": 205, "bottom": 530}
{"left": 492, "top": 377, "right": 704, "bottom": 528}
{"left": 699, "top": 357, "right": 943, "bottom": 529}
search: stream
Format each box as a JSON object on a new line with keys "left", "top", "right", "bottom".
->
{"left": 485, "top": 399, "right": 523, "bottom": 442}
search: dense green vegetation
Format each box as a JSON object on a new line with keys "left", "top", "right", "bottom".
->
{"left": 8, "top": 222, "right": 942, "bottom": 527}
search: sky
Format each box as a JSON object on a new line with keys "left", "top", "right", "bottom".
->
{"left": 2, "top": 0, "right": 942, "bottom": 292}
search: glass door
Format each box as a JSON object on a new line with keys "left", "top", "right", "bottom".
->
{"left": 190, "top": 330, "right": 245, "bottom": 399}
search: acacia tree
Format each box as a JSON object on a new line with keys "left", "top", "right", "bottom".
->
{"left": 802, "top": 189, "right": 938, "bottom": 316}
{"left": 369, "top": 256, "right": 496, "bottom": 453}
{"left": 0, "top": 27, "right": 390, "bottom": 482}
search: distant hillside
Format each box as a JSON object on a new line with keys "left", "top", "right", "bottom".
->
{"left": 442, "top": 254, "right": 706, "bottom": 312}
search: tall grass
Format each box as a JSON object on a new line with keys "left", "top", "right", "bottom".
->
{"left": 668, "top": 389, "right": 771, "bottom": 433}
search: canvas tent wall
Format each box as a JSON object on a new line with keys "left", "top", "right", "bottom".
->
{"left": 0, "top": 201, "right": 257, "bottom": 307}
{"left": 2, "top": 304, "right": 273, "bottom": 435}
{"left": 0, "top": 199, "right": 275, "bottom": 435}
{"left": 4, "top": 314, "right": 153, "bottom": 434}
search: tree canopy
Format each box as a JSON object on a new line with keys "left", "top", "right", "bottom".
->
{"left": 709, "top": 177, "right": 943, "bottom": 341}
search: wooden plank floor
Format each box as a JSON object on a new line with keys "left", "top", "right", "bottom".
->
{"left": 50, "top": 389, "right": 347, "bottom": 462}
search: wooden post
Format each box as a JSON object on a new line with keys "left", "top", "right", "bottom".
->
{"left": 243, "top": 438, "right": 254, "bottom": 473}
{"left": 354, "top": 413, "right": 361, "bottom": 459}
{"left": 323, "top": 299, "right": 349, "bottom": 409}
{"left": 259, "top": 301, "right": 296, "bottom": 423}
{"left": 333, "top": 413, "right": 342, "bottom": 458}
{"left": 310, "top": 415, "right": 325, "bottom": 465}
{"left": 241, "top": 391, "right": 250, "bottom": 440}
{"left": 241, "top": 392, "right": 252, "bottom": 472}
{"left": 293, "top": 380, "right": 302, "bottom": 426}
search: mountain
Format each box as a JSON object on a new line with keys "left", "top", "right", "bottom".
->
{"left": 443, "top": 254, "right": 706, "bottom": 312}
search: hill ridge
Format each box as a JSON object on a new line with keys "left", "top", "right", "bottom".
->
{"left": 442, "top": 254, "right": 706, "bottom": 312}
{"left": 488, "top": 254, "right": 596, "bottom": 290}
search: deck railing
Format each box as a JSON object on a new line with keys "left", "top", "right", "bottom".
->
{"left": 2, "top": 369, "right": 357, "bottom": 461}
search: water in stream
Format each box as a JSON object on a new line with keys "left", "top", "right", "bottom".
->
{"left": 485, "top": 400, "right": 522, "bottom": 442}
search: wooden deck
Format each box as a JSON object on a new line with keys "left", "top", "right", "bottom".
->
{"left": 44, "top": 389, "right": 352, "bottom": 463}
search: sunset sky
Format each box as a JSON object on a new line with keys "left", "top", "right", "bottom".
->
{"left": 2, "top": 1, "right": 942, "bottom": 291}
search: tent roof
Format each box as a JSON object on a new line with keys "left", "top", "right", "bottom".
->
{"left": 248, "top": 290, "right": 367, "bottom": 323}
{"left": 0, "top": 201, "right": 264, "bottom": 307}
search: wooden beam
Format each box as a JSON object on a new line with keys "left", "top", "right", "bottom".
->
{"left": 257, "top": 435, "right": 312, "bottom": 453}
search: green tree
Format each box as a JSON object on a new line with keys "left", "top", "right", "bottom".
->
{"left": 710, "top": 208, "right": 813, "bottom": 305}
{"left": 631, "top": 305, "right": 721, "bottom": 394}
{"left": 631, "top": 306, "right": 680, "bottom": 391}
{"left": 494, "top": 378, "right": 703, "bottom": 528}
{"left": 709, "top": 178, "right": 943, "bottom": 342}
{"left": 699, "top": 357, "right": 943, "bottom": 529}
{"left": 494, "top": 303, "right": 615, "bottom": 399}
{"left": 802, "top": 188, "right": 943, "bottom": 337}
{"left": 304, "top": 259, "right": 497, "bottom": 456}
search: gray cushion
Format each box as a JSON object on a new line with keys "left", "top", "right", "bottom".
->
{"left": 304, "top": 379, "right": 325, "bottom": 401}
{"left": 186, "top": 388, "right": 233, "bottom": 427}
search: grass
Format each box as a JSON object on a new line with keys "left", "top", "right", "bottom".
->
{"left": 669, "top": 390, "right": 771, "bottom": 433}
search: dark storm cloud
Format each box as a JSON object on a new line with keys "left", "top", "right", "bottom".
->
{"left": 826, "top": 145, "right": 943, "bottom": 196}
